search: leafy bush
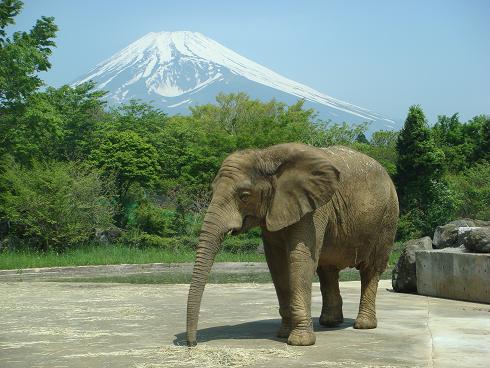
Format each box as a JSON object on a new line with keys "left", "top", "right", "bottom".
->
{"left": 424, "top": 179, "right": 460, "bottom": 232}
{"left": 171, "top": 195, "right": 190, "bottom": 236}
{"left": 396, "top": 179, "right": 459, "bottom": 241}
{"left": 187, "top": 213, "right": 205, "bottom": 237}
{"left": 89, "top": 130, "right": 161, "bottom": 200}
{"left": 396, "top": 210, "right": 424, "bottom": 241}
{"left": 120, "top": 227, "right": 260, "bottom": 253}
{"left": 448, "top": 162, "right": 490, "bottom": 220}
{"left": 179, "top": 236, "right": 199, "bottom": 249}
{"left": 0, "top": 159, "right": 116, "bottom": 252}
{"left": 133, "top": 202, "right": 176, "bottom": 237}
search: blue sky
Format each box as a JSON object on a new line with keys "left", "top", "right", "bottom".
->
{"left": 11, "top": 0, "right": 490, "bottom": 122}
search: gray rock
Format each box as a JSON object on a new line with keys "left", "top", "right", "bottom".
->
{"left": 459, "top": 227, "right": 490, "bottom": 253}
{"left": 473, "top": 219, "right": 490, "bottom": 227}
{"left": 433, "top": 219, "right": 490, "bottom": 249}
{"left": 433, "top": 224, "right": 459, "bottom": 249}
{"left": 392, "top": 236, "right": 433, "bottom": 293}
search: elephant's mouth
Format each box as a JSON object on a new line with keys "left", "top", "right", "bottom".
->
{"left": 228, "top": 216, "right": 256, "bottom": 236}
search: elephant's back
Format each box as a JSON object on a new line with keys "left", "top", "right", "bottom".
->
{"left": 320, "top": 144, "right": 397, "bottom": 216}
{"left": 320, "top": 146, "right": 389, "bottom": 183}
{"left": 320, "top": 145, "right": 395, "bottom": 199}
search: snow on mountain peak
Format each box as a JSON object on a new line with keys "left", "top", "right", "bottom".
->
{"left": 75, "top": 31, "right": 396, "bottom": 127}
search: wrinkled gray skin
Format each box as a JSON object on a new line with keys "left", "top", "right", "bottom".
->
{"left": 186, "top": 143, "right": 399, "bottom": 346}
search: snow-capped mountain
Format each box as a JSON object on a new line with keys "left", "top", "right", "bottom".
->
{"left": 75, "top": 31, "right": 397, "bottom": 131}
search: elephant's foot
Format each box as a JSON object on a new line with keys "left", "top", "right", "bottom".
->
{"left": 276, "top": 319, "right": 291, "bottom": 338}
{"left": 353, "top": 315, "right": 377, "bottom": 329}
{"left": 287, "top": 328, "right": 316, "bottom": 346}
{"left": 319, "top": 306, "right": 344, "bottom": 327}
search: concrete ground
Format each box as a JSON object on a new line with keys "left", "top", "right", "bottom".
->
{"left": 0, "top": 280, "right": 489, "bottom": 368}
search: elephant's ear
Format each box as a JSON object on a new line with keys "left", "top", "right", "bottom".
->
{"left": 266, "top": 149, "right": 340, "bottom": 232}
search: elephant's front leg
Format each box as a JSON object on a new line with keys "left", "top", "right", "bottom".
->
{"left": 262, "top": 232, "right": 291, "bottom": 338}
{"left": 287, "top": 239, "right": 317, "bottom": 346}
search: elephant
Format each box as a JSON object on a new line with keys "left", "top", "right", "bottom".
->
{"left": 186, "top": 143, "right": 399, "bottom": 346}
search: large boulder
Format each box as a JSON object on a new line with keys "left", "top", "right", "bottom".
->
{"left": 458, "top": 227, "right": 490, "bottom": 253}
{"left": 433, "top": 224, "right": 459, "bottom": 249}
{"left": 432, "top": 218, "right": 490, "bottom": 249}
{"left": 392, "top": 236, "right": 433, "bottom": 293}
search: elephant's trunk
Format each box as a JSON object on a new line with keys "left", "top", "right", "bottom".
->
{"left": 186, "top": 203, "right": 229, "bottom": 346}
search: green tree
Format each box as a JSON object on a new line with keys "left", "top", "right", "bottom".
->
{"left": 370, "top": 130, "right": 399, "bottom": 148}
{"left": 432, "top": 113, "right": 473, "bottom": 172}
{"left": 309, "top": 121, "right": 368, "bottom": 147}
{"left": 102, "top": 99, "right": 167, "bottom": 138}
{"left": 0, "top": 83, "right": 106, "bottom": 164}
{"left": 395, "top": 105, "right": 454, "bottom": 238}
{"left": 46, "top": 82, "right": 108, "bottom": 160}
{"left": 448, "top": 162, "right": 490, "bottom": 220}
{"left": 158, "top": 115, "right": 235, "bottom": 195}
{"left": 395, "top": 105, "right": 445, "bottom": 210}
{"left": 471, "top": 115, "right": 490, "bottom": 162}
{"left": 98, "top": 100, "right": 170, "bottom": 179}
{"left": 1, "top": 91, "right": 64, "bottom": 163}
{"left": 0, "top": 0, "right": 58, "bottom": 160}
{"left": 355, "top": 131, "right": 370, "bottom": 144}
{"left": 353, "top": 130, "right": 399, "bottom": 176}
{"left": 0, "top": 0, "right": 57, "bottom": 107}
{"left": 432, "top": 114, "right": 490, "bottom": 171}
{"left": 191, "top": 93, "right": 319, "bottom": 149}
{"left": 89, "top": 131, "right": 161, "bottom": 200}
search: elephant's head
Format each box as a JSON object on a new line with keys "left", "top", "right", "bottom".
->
{"left": 186, "top": 143, "right": 340, "bottom": 346}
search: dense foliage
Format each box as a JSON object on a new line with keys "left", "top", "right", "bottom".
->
{"left": 394, "top": 106, "right": 448, "bottom": 238}
{"left": 0, "top": 159, "right": 116, "bottom": 251}
{"left": 0, "top": 1, "right": 489, "bottom": 253}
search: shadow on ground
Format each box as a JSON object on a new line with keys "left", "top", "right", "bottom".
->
{"left": 173, "top": 317, "right": 356, "bottom": 345}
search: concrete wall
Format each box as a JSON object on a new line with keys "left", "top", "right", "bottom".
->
{"left": 416, "top": 248, "right": 490, "bottom": 304}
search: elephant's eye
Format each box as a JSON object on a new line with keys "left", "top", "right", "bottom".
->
{"left": 239, "top": 191, "right": 251, "bottom": 202}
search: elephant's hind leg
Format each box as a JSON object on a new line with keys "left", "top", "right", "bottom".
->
{"left": 354, "top": 265, "right": 380, "bottom": 329}
{"left": 317, "top": 265, "right": 344, "bottom": 327}
{"left": 354, "top": 227, "right": 395, "bottom": 329}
